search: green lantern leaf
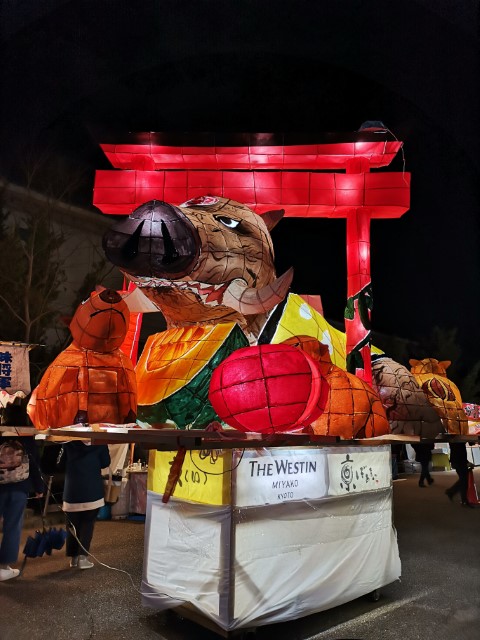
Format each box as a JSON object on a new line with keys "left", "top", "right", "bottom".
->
{"left": 358, "top": 293, "right": 371, "bottom": 330}
{"left": 346, "top": 348, "right": 364, "bottom": 374}
{"left": 344, "top": 297, "right": 355, "bottom": 320}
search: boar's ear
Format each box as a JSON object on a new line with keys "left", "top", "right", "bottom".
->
{"left": 409, "top": 359, "right": 420, "bottom": 367}
{"left": 261, "top": 209, "right": 285, "bottom": 232}
{"left": 439, "top": 360, "right": 451, "bottom": 370}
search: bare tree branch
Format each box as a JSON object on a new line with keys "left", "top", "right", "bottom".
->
{"left": 0, "top": 293, "right": 27, "bottom": 326}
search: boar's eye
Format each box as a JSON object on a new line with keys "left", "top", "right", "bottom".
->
{"left": 214, "top": 215, "right": 241, "bottom": 230}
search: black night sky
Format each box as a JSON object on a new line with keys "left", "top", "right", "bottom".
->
{"left": 1, "top": 1, "right": 479, "bottom": 361}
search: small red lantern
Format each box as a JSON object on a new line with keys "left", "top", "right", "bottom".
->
{"left": 209, "top": 344, "right": 328, "bottom": 433}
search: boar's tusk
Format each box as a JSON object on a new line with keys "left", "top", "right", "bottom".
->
{"left": 122, "top": 287, "right": 163, "bottom": 313}
{"left": 222, "top": 267, "right": 294, "bottom": 316}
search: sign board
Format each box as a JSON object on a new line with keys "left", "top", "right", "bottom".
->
{"left": 327, "top": 448, "right": 391, "bottom": 496}
{"left": 148, "top": 446, "right": 392, "bottom": 506}
{"left": 0, "top": 342, "right": 31, "bottom": 395}
{"left": 234, "top": 448, "right": 328, "bottom": 507}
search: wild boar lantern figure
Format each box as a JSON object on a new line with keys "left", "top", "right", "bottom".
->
{"left": 103, "top": 197, "right": 293, "bottom": 339}
{"left": 102, "top": 197, "right": 297, "bottom": 429}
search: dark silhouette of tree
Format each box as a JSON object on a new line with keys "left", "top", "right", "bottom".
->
{"left": 0, "top": 148, "right": 114, "bottom": 387}
{"left": 0, "top": 194, "right": 66, "bottom": 344}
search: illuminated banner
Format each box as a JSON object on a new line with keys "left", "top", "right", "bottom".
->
{"left": 327, "top": 448, "right": 391, "bottom": 496}
{"left": 0, "top": 342, "right": 31, "bottom": 395}
{"left": 234, "top": 449, "right": 328, "bottom": 507}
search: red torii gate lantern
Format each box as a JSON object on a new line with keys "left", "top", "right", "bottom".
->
{"left": 93, "top": 131, "right": 410, "bottom": 385}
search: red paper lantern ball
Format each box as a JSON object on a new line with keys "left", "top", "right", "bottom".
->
{"left": 209, "top": 344, "right": 328, "bottom": 433}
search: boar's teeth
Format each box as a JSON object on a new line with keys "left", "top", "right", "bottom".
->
{"left": 128, "top": 276, "right": 228, "bottom": 303}
{"left": 127, "top": 268, "right": 295, "bottom": 316}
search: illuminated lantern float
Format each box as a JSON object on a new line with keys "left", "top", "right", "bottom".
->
{"left": 29, "top": 289, "right": 137, "bottom": 429}
{"left": 97, "top": 133, "right": 408, "bottom": 632}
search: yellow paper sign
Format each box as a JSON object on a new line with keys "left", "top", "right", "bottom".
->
{"left": 148, "top": 449, "right": 233, "bottom": 505}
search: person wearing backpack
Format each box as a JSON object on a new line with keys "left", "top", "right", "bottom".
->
{"left": 0, "top": 436, "right": 44, "bottom": 581}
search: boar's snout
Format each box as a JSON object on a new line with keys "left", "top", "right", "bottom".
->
{"left": 102, "top": 200, "right": 200, "bottom": 279}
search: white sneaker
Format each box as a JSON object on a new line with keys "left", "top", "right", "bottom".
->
{"left": 69, "top": 556, "right": 78, "bottom": 568}
{"left": 77, "top": 555, "right": 94, "bottom": 569}
{"left": 0, "top": 567, "right": 20, "bottom": 581}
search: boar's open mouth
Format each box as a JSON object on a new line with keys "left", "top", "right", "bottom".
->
{"left": 128, "top": 274, "right": 230, "bottom": 305}
{"left": 127, "top": 267, "right": 293, "bottom": 317}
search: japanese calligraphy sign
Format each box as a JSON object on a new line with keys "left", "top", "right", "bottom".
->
{"left": 0, "top": 342, "right": 31, "bottom": 395}
{"left": 327, "top": 447, "right": 391, "bottom": 496}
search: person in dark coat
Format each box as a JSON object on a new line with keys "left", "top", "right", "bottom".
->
{"left": 0, "top": 436, "right": 44, "bottom": 581}
{"left": 62, "top": 441, "right": 110, "bottom": 569}
{"left": 411, "top": 442, "right": 434, "bottom": 487}
{"left": 446, "top": 441, "right": 473, "bottom": 507}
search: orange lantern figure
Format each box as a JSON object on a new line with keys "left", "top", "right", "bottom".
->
{"left": 208, "top": 343, "right": 328, "bottom": 433}
{"left": 409, "top": 358, "right": 468, "bottom": 435}
{"left": 30, "top": 289, "right": 137, "bottom": 430}
{"left": 283, "top": 335, "right": 389, "bottom": 439}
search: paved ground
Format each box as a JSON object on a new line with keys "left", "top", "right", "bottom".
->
{"left": 1, "top": 469, "right": 479, "bottom": 640}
